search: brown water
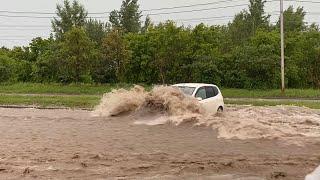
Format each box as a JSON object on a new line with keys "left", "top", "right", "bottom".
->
{"left": 94, "top": 86, "right": 320, "bottom": 142}
{"left": 0, "top": 107, "right": 319, "bottom": 179}
{"left": 203, "top": 106, "right": 320, "bottom": 141}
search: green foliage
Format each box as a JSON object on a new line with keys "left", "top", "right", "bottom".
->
{"left": 59, "top": 27, "right": 96, "bottom": 83}
{"left": 0, "top": 47, "right": 10, "bottom": 55}
{"left": 102, "top": 29, "right": 129, "bottom": 82}
{"left": 2, "top": 0, "right": 320, "bottom": 89}
{"left": 15, "top": 60, "right": 32, "bottom": 82}
{"left": 84, "top": 19, "right": 107, "bottom": 46}
{"left": 32, "top": 41, "right": 61, "bottom": 82}
{"left": 277, "top": 6, "right": 306, "bottom": 32}
{"left": 248, "top": 0, "right": 270, "bottom": 31}
{"left": 228, "top": 0, "right": 270, "bottom": 45}
{"left": 109, "top": 10, "right": 121, "bottom": 28}
{"left": 52, "top": 0, "right": 88, "bottom": 39}
{"left": 28, "top": 37, "right": 54, "bottom": 62}
{"left": 109, "top": 0, "right": 142, "bottom": 33}
{"left": 8, "top": 46, "right": 30, "bottom": 61}
{"left": 141, "top": 16, "right": 152, "bottom": 33}
{"left": 0, "top": 55, "right": 16, "bottom": 82}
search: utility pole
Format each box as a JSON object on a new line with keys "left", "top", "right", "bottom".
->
{"left": 280, "top": 0, "right": 285, "bottom": 93}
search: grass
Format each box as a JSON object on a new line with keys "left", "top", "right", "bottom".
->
{"left": 222, "top": 88, "right": 320, "bottom": 99}
{"left": 0, "top": 83, "right": 319, "bottom": 109}
{"left": 1, "top": 94, "right": 319, "bottom": 109}
{"left": 225, "top": 99, "right": 320, "bottom": 109}
{"left": 0, "top": 83, "right": 318, "bottom": 98}
{"left": 0, "top": 83, "right": 137, "bottom": 95}
{"left": 0, "top": 94, "right": 101, "bottom": 109}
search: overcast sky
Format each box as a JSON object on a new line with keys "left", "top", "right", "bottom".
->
{"left": 0, "top": 0, "right": 319, "bottom": 48}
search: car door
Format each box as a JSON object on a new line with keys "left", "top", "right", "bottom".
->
{"left": 195, "top": 86, "right": 219, "bottom": 114}
{"left": 212, "top": 86, "right": 224, "bottom": 109}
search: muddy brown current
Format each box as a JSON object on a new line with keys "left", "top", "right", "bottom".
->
{"left": 0, "top": 106, "right": 319, "bottom": 180}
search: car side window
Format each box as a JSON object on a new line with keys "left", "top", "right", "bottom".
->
{"left": 205, "top": 86, "right": 215, "bottom": 98}
{"left": 213, "top": 86, "right": 219, "bottom": 96}
{"left": 195, "top": 87, "right": 206, "bottom": 100}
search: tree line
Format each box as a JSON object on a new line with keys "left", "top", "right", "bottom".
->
{"left": 0, "top": 0, "right": 319, "bottom": 89}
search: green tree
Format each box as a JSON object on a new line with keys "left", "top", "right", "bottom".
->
{"left": 102, "top": 28, "right": 130, "bottom": 82}
{"left": 248, "top": 0, "right": 270, "bottom": 32}
{"left": 109, "top": 10, "right": 121, "bottom": 28}
{"left": 84, "top": 19, "right": 107, "bottom": 46}
{"left": 109, "top": 0, "right": 142, "bottom": 33}
{"left": 146, "top": 21, "right": 191, "bottom": 84}
{"left": 0, "top": 55, "right": 17, "bottom": 82}
{"left": 28, "top": 37, "right": 54, "bottom": 62}
{"left": 141, "top": 15, "right": 151, "bottom": 33}
{"left": 59, "top": 27, "right": 96, "bottom": 82}
{"left": 228, "top": 0, "right": 270, "bottom": 45}
{"left": 189, "top": 24, "right": 226, "bottom": 84}
{"left": 32, "top": 41, "right": 61, "bottom": 82}
{"left": 9, "top": 46, "right": 30, "bottom": 62}
{"left": 228, "top": 12, "right": 251, "bottom": 45}
{"left": 308, "top": 23, "right": 319, "bottom": 32}
{"left": 0, "top": 47, "right": 9, "bottom": 56}
{"left": 52, "top": 0, "right": 88, "bottom": 39}
{"left": 277, "top": 6, "right": 306, "bottom": 32}
{"left": 124, "top": 32, "right": 157, "bottom": 83}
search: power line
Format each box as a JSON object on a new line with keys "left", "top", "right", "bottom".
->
{"left": 145, "top": 0, "right": 280, "bottom": 16}
{"left": 0, "top": 39, "right": 33, "bottom": 40}
{"left": 269, "top": 11, "right": 320, "bottom": 16}
{"left": 0, "top": 29, "right": 50, "bottom": 31}
{"left": 0, "top": 10, "right": 109, "bottom": 15}
{"left": 0, "top": 25, "right": 49, "bottom": 27}
{"left": 0, "top": 4, "right": 249, "bottom": 18}
{"left": 146, "top": 4, "right": 248, "bottom": 16}
{"left": 1, "top": 11, "right": 317, "bottom": 27}
{"left": 0, "top": 14, "right": 108, "bottom": 19}
{"left": 0, "top": 0, "right": 303, "bottom": 19}
{"left": 143, "top": 0, "right": 246, "bottom": 12}
{"left": 0, "top": 0, "right": 317, "bottom": 18}
{"left": 0, "top": 1, "right": 318, "bottom": 27}
{"left": 270, "top": 20, "right": 319, "bottom": 23}
{"left": 174, "top": 11, "right": 282, "bottom": 22}
{"left": 0, "top": 0, "right": 246, "bottom": 15}
{"left": 174, "top": 18, "right": 318, "bottom": 24}
{"left": 0, "top": 14, "right": 52, "bottom": 19}
{"left": 285, "top": 0, "right": 320, "bottom": 3}
{"left": 175, "top": 15, "right": 235, "bottom": 21}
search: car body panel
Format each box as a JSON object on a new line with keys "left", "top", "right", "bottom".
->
{"left": 172, "top": 83, "right": 224, "bottom": 114}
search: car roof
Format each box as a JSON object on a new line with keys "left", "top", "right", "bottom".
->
{"left": 172, "top": 83, "right": 217, "bottom": 88}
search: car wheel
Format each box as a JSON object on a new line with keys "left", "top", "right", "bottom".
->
{"left": 217, "top": 106, "right": 223, "bottom": 113}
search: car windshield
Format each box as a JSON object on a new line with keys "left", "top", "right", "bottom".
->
{"left": 177, "top": 86, "right": 196, "bottom": 96}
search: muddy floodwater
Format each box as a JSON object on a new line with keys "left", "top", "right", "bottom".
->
{"left": 0, "top": 106, "right": 319, "bottom": 180}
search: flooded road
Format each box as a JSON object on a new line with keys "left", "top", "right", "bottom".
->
{"left": 0, "top": 107, "right": 319, "bottom": 179}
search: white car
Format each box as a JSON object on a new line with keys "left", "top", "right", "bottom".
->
{"left": 172, "top": 83, "right": 224, "bottom": 114}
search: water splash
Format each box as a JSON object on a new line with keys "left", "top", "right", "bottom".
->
{"left": 94, "top": 86, "right": 320, "bottom": 140}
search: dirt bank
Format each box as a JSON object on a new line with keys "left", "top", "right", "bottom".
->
{"left": 0, "top": 107, "right": 319, "bottom": 179}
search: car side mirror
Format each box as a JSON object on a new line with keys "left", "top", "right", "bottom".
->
{"left": 196, "top": 97, "right": 203, "bottom": 101}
